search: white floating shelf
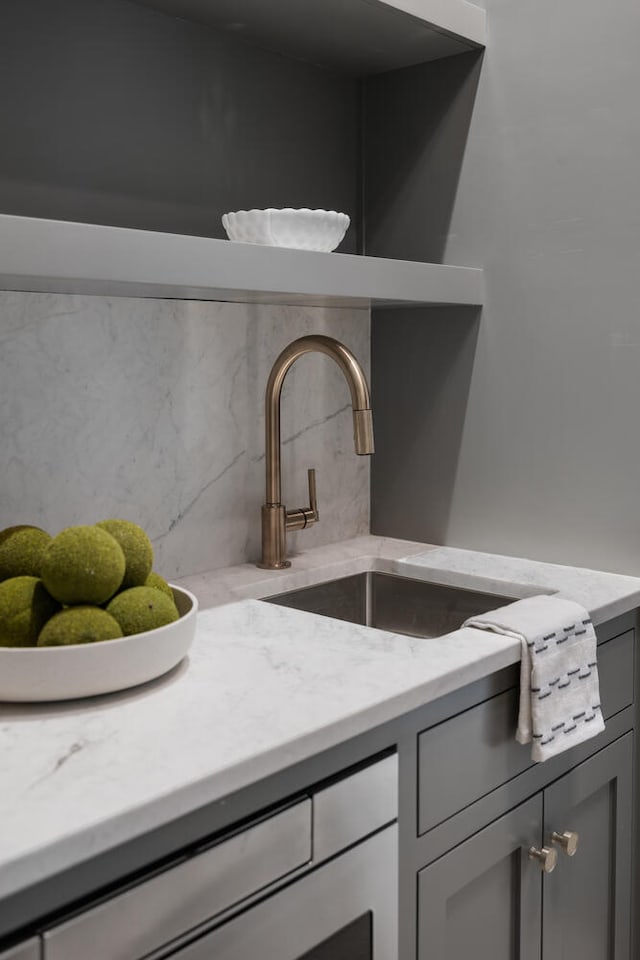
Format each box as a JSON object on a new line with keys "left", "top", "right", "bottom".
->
{"left": 0, "top": 215, "right": 484, "bottom": 310}
{"left": 131, "top": 0, "right": 486, "bottom": 75}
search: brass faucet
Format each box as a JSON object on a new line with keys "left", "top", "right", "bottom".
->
{"left": 258, "top": 334, "right": 374, "bottom": 569}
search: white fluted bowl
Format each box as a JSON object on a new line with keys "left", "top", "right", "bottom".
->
{"left": 0, "top": 585, "right": 197, "bottom": 702}
{"left": 222, "top": 208, "right": 350, "bottom": 252}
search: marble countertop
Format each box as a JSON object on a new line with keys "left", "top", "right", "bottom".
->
{"left": 2, "top": 535, "right": 640, "bottom": 903}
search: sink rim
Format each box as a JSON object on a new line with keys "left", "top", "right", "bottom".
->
{"left": 261, "top": 569, "right": 524, "bottom": 641}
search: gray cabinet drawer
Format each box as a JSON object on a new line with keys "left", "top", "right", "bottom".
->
{"left": 166, "top": 826, "right": 397, "bottom": 960}
{"left": 599, "top": 629, "right": 635, "bottom": 720}
{"left": 314, "top": 753, "right": 398, "bottom": 861}
{"left": 418, "top": 629, "right": 634, "bottom": 835}
{"left": 44, "top": 800, "right": 311, "bottom": 960}
{"left": 0, "top": 941, "right": 40, "bottom": 960}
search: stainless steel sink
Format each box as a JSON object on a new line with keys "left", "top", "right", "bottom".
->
{"left": 263, "top": 571, "right": 516, "bottom": 639}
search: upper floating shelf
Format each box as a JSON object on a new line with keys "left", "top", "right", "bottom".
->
{"left": 0, "top": 215, "right": 484, "bottom": 309}
{"left": 130, "top": 0, "right": 486, "bottom": 75}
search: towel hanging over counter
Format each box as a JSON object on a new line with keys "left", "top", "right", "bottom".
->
{"left": 463, "top": 595, "right": 604, "bottom": 762}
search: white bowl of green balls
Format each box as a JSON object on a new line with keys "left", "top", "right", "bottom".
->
{"left": 0, "top": 520, "right": 198, "bottom": 702}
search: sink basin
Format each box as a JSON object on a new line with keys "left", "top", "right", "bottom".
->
{"left": 263, "top": 571, "right": 516, "bottom": 639}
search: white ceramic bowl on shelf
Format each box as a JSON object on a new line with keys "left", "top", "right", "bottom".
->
{"left": 222, "top": 208, "right": 350, "bottom": 252}
{"left": 0, "top": 585, "right": 198, "bottom": 702}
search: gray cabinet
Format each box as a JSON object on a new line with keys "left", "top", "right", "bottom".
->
{"left": 42, "top": 757, "right": 397, "bottom": 960}
{"left": 417, "top": 627, "right": 634, "bottom": 836}
{"left": 44, "top": 801, "right": 313, "bottom": 960}
{"left": 0, "top": 615, "right": 633, "bottom": 960}
{"left": 418, "top": 796, "right": 542, "bottom": 960}
{"left": 0, "top": 941, "right": 40, "bottom": 960}
{"left": 417, "top": 735, "right": 633, "bottom": 960}
{"left": 543, "top": 734, "right": 632, "bottom": 960}
{"left": 164, "top": 826, "right": 396, "bottom": 960}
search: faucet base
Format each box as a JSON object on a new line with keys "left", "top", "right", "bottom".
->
{"left": 256, "top": 560, "right": 291, "bottom": 570}
{"left": 258, "top": 503, "right": 289, "bottom": 569}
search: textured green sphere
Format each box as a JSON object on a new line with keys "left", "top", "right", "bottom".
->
{"left": 96, "top": 519, "right": 153, "bottom": 589}
{"left": 144, "top": 571, "right": 173, "bottom": 599}
{"left": 107, "top": 586, "right": 179, "bottom": 636}
{"left": 38, "top": 606, "right": 123, "bottom": 646}
{"left": 0, "top": 525, "right": 52, "bottom": 581}
{"left": 0, "top": 576, "right": 60, "bottom": 647}
{"left": 41, "top": 526, "right": 126, "bottom": 605}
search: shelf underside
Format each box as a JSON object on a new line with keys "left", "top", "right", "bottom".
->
{"left": 0, "top": 216, "right": 484, "bottom": 309}
{"left": 131, "top": 0, "right": 486, "bottom": 75}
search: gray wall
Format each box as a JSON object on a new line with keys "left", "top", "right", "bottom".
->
{"left": 6, "top": 0, "right": 639, "bottom": 577}
{"left": 372, "top": 0, "right": 640, "bottom": 576}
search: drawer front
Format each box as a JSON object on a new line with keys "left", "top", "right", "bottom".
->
{"left": 166, "top": 825, "right": 398, "bottom": 960}
{"left": 0, "top": 941, "right": 40, "bottom": 960}
{"left": 598, "top": 628, "right": 634, "bottom": 720}
{"left": 418, "top": 629, "right": 634, "bottom": 835}
{"left": 313, "top": 754, "right": 398, "bottom": 862}
{"left": 44, "top": 800, "right": 311, "bottom": 960}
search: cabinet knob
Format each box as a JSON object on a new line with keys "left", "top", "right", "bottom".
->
{"left": 551, "top": 830, "right": 579, "bottom": 856}
{"left": 528, "top": 845, "right": 558, "bottom": 873}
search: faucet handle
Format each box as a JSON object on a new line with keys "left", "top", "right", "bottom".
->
{"left": 286, "top": 468, "right": 320, "bottom": 531}
{"left": 307, "top": 468, "right": 318, "bottom": 520}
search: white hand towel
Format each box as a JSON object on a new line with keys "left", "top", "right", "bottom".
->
{"left": 463, "top": 595, "right": 604, "bottom": 762}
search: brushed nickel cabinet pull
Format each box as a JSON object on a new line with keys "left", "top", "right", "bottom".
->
{"left": 528, "top": 845, "right": 558, "bottom": 873}
{"left": 551, "top": 830, "right": 579, "bottom": 856}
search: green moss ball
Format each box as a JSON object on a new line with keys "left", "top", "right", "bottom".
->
{"left": 0, "top": 525, "right": 52, "bottom": 581}
{"left": 0, "top": 576, "right": 60, "bottom": 647}
{"left": 106, "top": 586, "right": 179, "bottom": 636}
{"left": 41, "top": 526, "right": 126, "bottom": 605}
{"left": 96, "top": 519, "right": 153, "bottom": 589}
{"left": 38, "top": 606, "right": 123, "bottom": 646}
{"left": 144, "top": 571, "right": 173, "bottom": 599}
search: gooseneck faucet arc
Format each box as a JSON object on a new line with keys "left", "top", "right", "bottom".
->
{"left": 258, "top": 334, "right": 374, "bottom": 570}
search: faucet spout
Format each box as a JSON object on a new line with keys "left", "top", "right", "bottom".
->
{"left": 353, "top": 408, "right": 375, "bottom": 456}
{"left": 259, "top": 334, "right": 374, "bottom": 569}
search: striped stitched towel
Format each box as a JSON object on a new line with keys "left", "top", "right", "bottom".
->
{"left": 463, "top": 595, "right": 604, "bottom": 762}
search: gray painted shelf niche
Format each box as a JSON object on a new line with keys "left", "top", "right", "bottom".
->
{"left": 0, "top": 0, "right": 486, "bottom": 310}
{"left": 0, "top": 214, "right": 484, "bottom": 308}
{"left": 130, "top": 0, "right": 487, "bottom": 76}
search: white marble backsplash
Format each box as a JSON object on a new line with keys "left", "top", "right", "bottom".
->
{"left": 0, "top": 292, "right": 370, "bottom": 577}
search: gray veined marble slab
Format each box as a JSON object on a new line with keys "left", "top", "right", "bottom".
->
{"left": 177, "top": 535, "right": 425, "bottom": 607}
{"left": 395, "top": 545, "right": 640, "bottom": 626}
{"left": 0, "top": 292, "right": 370, "bottom": 577}
{"left": 0, "top": 598, "right": 522, "bottom": 903}
{"left": 1, "top": 535, "right": 640, "bottom": 905}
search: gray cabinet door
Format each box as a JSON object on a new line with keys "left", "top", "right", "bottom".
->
{"left": 418, "top": 795, "right": 543, "bottom": 960}
{"left": 543, "top": 734, "right": 633, "bottom": 960}
{"left": 0, "top": 940, "right": 40, "bottom": 960}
